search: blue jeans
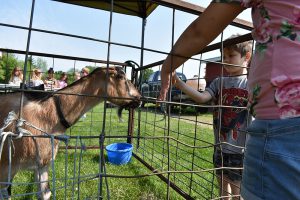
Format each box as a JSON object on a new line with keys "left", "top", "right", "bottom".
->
{"left": 241, "top": 117, "right": 300, "bottom": 200}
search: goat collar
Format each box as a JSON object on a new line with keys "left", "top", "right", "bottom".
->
{"left": 53, "top": 95, "right": 71, "bottom": 129}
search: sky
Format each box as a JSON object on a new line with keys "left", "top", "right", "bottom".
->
{"left": 0, "top": 0, "right": 252, "bottom": 79}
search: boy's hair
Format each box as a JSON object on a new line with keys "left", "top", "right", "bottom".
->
{"left": 224, "top": 34, "right": 252, "bottom": 57}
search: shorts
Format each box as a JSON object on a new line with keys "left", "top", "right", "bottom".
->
{"left": 213, "top": 150, "right": 243, "bottom": 181}
{"left": 241, "top": 117, "right": 300, "bottom": 200}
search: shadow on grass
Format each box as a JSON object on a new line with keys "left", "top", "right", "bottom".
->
{"left": 92, "top": 154, "right": 108, "bottom": 163}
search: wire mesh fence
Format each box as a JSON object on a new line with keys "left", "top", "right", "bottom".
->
{"left": 0, "top": 0, "right": 254, "bottom": 199}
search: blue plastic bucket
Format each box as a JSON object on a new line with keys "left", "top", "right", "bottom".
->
{"left": 106, "top": 143, "right": 133, "bottom": 165}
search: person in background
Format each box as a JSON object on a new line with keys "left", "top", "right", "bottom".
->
{"left": 159, "top": 1, "right": 300, "bottom": 200}
{"left": 9, "top": 66, "right": 23, "bottom": 86}
{"left": 81, "top": 67, "right": 89, "bottom": 77}
{"left": 58, "top": 72, "right": 68, "bottom": 88}
{"left": 44, "top": 68, "right": 58, "bottom": 89}
{"left": 173, "top": 35, "right": 252, "bottom": 199}
{"left": 31, "top": 68, "right": 44, "bottom": 87}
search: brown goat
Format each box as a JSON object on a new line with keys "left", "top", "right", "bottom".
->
{"left": 0, "top": 67, "right": 141, "bottom": 199}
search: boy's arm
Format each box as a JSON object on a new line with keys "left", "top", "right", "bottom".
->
{"left": 159, "top": 2, "right": 245, "bottom": 101}
{"left": 174, "top": 75, "right": 212, "bottom": 104}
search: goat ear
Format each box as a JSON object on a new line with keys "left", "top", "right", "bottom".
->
{"left": 115, "top": 67, "right": 126, "bottom": 75}
{"left": 114, "top": 67, "right": 126, "bottom": 79}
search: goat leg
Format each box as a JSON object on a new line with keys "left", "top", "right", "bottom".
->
{"left": 0, "top": 166, "right": 13, "bottom": 200}
{"left": 0, "top": 187, "right": 10, "bottom": 200}
{"left": 7, "top": 185, "right": 11, "bottom": 197}
{"left": 35, "top": 167, "right": 51, "bottom": 200}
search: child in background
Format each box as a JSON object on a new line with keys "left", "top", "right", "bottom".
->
{"left": 74, "top": 71, "right": 81, "bottom": 81}
{"left": 9, "top": 66, "right": 23, "bottom": 86}
{"left": 81, "top": 67, "right": 89, "bottom": 77}
{"left": 58, "top": 72, "right": 68, "bottom": 88}
{"left": 31, "top": 68, "right": 44, "bottom": 87}
{"left": 44, "top": 68, "right": 58, "bottom": 89}
{"left": 173, "top": 35, "right": 252, "bottom": 199}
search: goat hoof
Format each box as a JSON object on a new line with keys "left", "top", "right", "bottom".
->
{"left": 44, "top": 190, "right": 51, "bottom": 200}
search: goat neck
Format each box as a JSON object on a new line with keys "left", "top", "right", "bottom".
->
{"left": 55, "top": 71, "right": 106, "bottom": 126}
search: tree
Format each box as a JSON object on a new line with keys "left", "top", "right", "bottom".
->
{"left": 140, "top": 68, "right": 153, "bottom": 83}
{"left": 0, "top": 52, "right": 20, "bottom": 83}
{"left": 85, "top": 65, "right": 97, "bottom": 73}
{"left": 35, "top": 57, "right": 48, "bottom": 72}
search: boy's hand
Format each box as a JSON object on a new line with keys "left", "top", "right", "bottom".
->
{"left": 158, "top": 71, "right": 168, "bottom": 101}
{"left": 158, "top": 70, "right": 175, "bottom": 101}
{"left": 172, "top": 74, "right": 180, "bottom": 88}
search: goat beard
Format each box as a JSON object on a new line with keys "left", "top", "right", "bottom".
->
{"left": 117, "top": 105, "right": 126, "bottom": 123}
{"left": 117, "top": 101, "right": 141, "bottom": 123}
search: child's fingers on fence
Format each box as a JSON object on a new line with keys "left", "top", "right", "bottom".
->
{"left": 158, "top": 73, "right": 171, "bottom": 101}
{"left": 172, "top": 74, "right": 179, "bottom": 86}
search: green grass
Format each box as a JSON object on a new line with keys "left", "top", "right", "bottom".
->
{"left": 11, "top": 103, "right": 218, "bottom": 200}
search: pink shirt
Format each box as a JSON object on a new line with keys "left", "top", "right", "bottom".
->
{"left": 58, "top": 80, "right": 67, "bottom": 88}
{"left": 213, "top": 0, "right": 300, "bottom": 119}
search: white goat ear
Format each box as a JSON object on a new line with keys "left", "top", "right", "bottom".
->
{"left": 115, "top": 67, "right": 125, "bottom": 75}
{"left": 114, "top": 67, "right": 126, "bottom": 79}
